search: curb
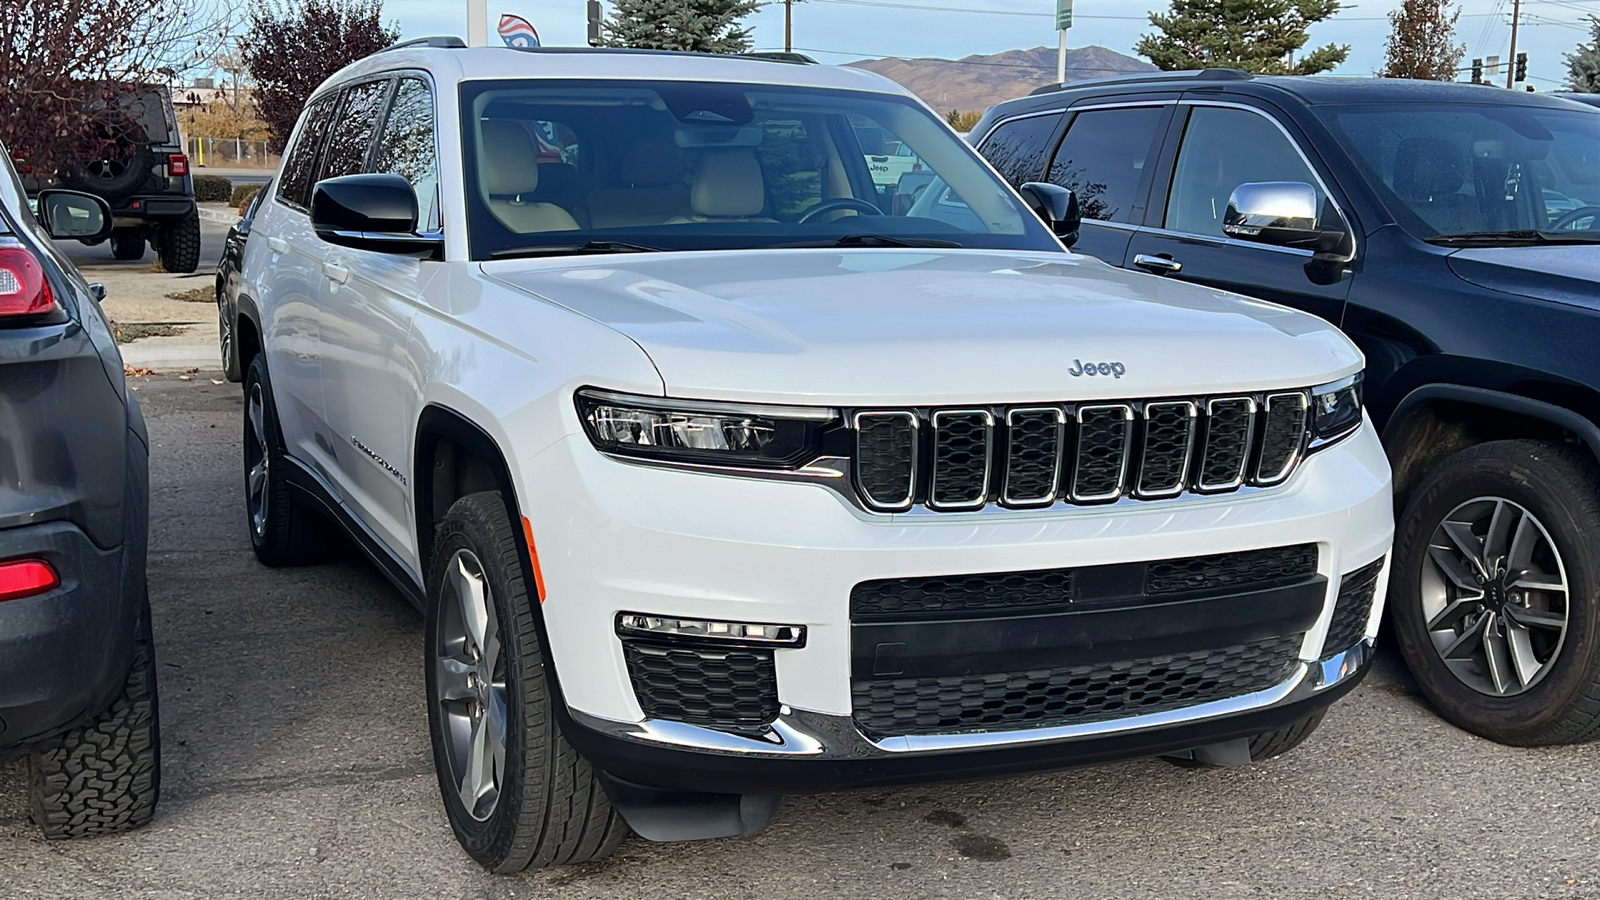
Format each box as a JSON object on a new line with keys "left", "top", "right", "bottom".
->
{"left": 120, "top": 340, "right": 223, "bottom": 372}
{"left": 197, "top": 206, "right": 241, "bottom": 227}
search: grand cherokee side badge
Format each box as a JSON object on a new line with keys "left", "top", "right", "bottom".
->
{"left": 352, "top": 436, "right": 407, "bottom": 485}
{"left": 1068, "top": 359, "right": 1126, "bottom": 379}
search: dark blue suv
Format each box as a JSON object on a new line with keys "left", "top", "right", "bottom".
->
{"left": 972, "top": 70, "right": 1600, "bottom": 747}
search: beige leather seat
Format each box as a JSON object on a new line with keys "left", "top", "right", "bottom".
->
{"left": 586, "top": 139, "right": 691, "bottom": 228}
{"left": 479, "top": 120, "right": 579, "bottom": 233}
{"left": 668, "top": 150, "right": 773, "bottom": 223}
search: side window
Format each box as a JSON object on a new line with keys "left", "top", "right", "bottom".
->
{"left": 978, "top": 114, "right": 1061, "bottom": 188}
{"left": 372, "top": 78, "right": 440, "bottom": 231}
{"left": 1047, "top": 107, "right": 1165, "bottom": 224}
{"left": 277, "top": 92, "right": 340, "bottom": 209}
{"left": 319, "top": 80, "right": 392, "bottom": 181}
{"left": 1164, "top": 106, "right": 1325, "bottom": 238}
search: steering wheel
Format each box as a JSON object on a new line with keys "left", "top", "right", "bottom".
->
{"left": 799, "top": 198, "right": 885, "bottom": 224}
{"left": 1549, "top": 206, "right": 1600, "bottom": 231}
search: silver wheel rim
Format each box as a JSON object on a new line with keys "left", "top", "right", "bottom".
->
{"left": 218, "top": 300, "right": 232, "bottom": 367}
{"left": 1421, "top": 496, "right": 1570, "bottom": 696}
{"left": 434, "top": 549, "right": 507, "bottom": 822}
{"left": 245, "top": 382, "right": 270, "bottom": 540}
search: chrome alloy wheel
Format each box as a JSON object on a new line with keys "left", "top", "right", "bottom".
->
{"left": 218, "top": 298, "right": 233, "bottom": 371}
{"left": 245, "top": 382, "right": 270, "bottom": 540}
{"left": 434, "top": 549, "right": 508, "bottom": 822}
{"left": 1421, "top": 496, "right": 1570, "bottom": 696}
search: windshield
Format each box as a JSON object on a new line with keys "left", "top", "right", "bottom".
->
{"left": 1319, "top": 102, "right": 1600, "bottom": 243}
{"left": 458, "top": 79, "right": 1058, "bottom": 259}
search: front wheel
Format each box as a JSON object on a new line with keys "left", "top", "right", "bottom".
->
{"left": 425, "top": 492, "right": 628, "bottom": 872}
{"left": 1391, "top": 440, "right": 1600, "bottom": 745}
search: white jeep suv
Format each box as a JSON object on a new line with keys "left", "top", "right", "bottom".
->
{"left": 236, "top": 39, "right": 1394, "bottom": 873}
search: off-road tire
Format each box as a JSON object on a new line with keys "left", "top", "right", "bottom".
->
{"left": 1391, "top": 440, "right": 1600, "bottom": 745}
{"left": 426, "top": 492, "right": 628, "bottom": 872}
{"left": 27, "top": 591, "right": 160, "bottom": 838}
{"left": 110, "top": 230, "right": 145, "bottom": 261}
{"left": 243, "top": 355, "right": 341, "bottom": 566}
{"left": 158, "top": 212, "right": 201, "bottom": 273}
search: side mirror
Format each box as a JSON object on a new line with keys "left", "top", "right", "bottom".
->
{"left": 310, "top": 173, "right": 442, "bottom": 258}
{"left": 1018, "top": 182, "right": 1081, "bottom": 248}
{"left": 36, "top": 190, "right": 112, "bottom": 241}
{"left": 1222, "top": 182, "right": 1345, "bottom": 253}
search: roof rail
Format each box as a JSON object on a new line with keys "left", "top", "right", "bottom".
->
{"left": 1028, "top": 67, "right": 1254, "bottom": 96}
{"left": 378, "top": 36, "right": 466, "bottom": 53}
{"left": 743, "top": 51, "right": 818, "bottom": 65}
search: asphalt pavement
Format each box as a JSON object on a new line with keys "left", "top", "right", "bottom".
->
{"left": 2, "top": 376, "right": 1599, "bottom": 899}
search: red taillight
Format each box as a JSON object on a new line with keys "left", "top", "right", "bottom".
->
{"left": 167, "top": 153, "right": 189, "bottom": 177}
{"left": 0, "top": 559, "right": 58, "bottom": 602}
{"left": 0, "top": 242, "right": 55, "bottom": 316}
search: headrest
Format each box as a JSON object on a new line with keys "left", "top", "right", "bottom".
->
{"left": 690, "top": 150, "right": 765, "bottom": 218}
{"left": 622, "top": 139, "right": 684, "bottom": 187}
{"left": 480, "top": 120, "right": 540, "bottom": 196}
{"left": 1393, "top": 136, "right": 1466, "bottom": 201}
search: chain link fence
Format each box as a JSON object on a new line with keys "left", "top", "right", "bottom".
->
{"left": 185, "top": 136, "right": 279, "bottom": 170}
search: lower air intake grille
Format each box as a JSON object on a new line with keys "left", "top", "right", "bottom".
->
{"left": 850, "top": 635, "right": 1303, "bottom": 738}
{"left": 1145, "top": 544, "right": 1319, "bottom": 596}
{"left": 851, "top": 568, "right": 1075, "bottom": 620}
{"left": 622, "top": 642, "right": 779, "bottom": 736}
{"left": 1323, "top": 557, "right": 1385, "bottom": 656}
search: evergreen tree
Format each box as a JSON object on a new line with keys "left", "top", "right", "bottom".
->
{"left": 602, "top": 0, "right": 762, "bottom": 53}
{"left": 1381, "top": 0, "right": 1464, "bottom": 80}
{"left": 1566, "top": 17, "right": 1600, "bottom": 92}
{"left": 1136, "top": 0, "right": 1349, "bottom": 76}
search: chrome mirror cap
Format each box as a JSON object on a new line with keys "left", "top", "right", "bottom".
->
{"left": 1223, "top": 181, "right": 1318, "bottom": 242}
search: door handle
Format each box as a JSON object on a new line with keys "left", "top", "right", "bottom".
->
{"left": 266, "top": 236, "right": 288, "bottom": 254}
{"left": 1133, "top": 253, "right": 1182, "bottom": 275}
{"left": 322, "top": 262, "right": 351, "bottom": 285}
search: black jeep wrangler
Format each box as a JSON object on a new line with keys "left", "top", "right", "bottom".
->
{"left": 18, "top": 85, "right": 201, "bottom": 273}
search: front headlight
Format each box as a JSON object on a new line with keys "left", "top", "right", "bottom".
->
{"left": 575, "top": 388, "right": 837, "bottom": 468}
{"left": 1309, "top": 373, "right": 1363, "bottom": 449}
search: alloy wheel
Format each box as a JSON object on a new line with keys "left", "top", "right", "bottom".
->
{"left": 434, "top": 548, "right": 508, "bottom": 823}
{"left": 1420, "top": 496, "right": 1570, "bottom": 696}
{"left": 218, "top": 300, "right": 232, "bottom": 371}
{"left": 245, "top": 381, "right": 271, "bottom": 540}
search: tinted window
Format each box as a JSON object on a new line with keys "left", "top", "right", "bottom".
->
{"left": 979, "top": 114, "right": 1061, "bottom": 188}
{"left": 277, "top": 93, "right": 340, "bottom": 208}
{"left": 1048, "top": 107, "right": 1164, "bottom": 224}
{"left": 1164, "top": 106, "right": 1323, "bottom": 237}
{"left": 319, "top": 80, "right": 391, "bottom": 181}
{"left": 372, "top": 78, "right": 440, "bottom": 230}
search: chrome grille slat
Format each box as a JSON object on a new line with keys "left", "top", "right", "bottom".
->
{"left": 1071, "top": 404, "right": 1134, "bottom": 502}
{"left": 929, "top": 410, "right": 994, "bottom": 510}
{"left": 854, "top": 411, "right": 918, "bottom": 511}
{"left": 1001, "top": 407, "right": 1065, "bottom": 507}
{"left": 1197, "top": 397, "right": 1257, "bottom": 492}
{"left": 1256, "top": 391, "right": 1309, "bottom": 485}
{"left": 1136, "top": 401, "right": 1197, "bottom": 498}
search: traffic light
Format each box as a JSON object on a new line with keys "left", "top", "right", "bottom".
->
{"left": 1515, "top": 52, "right": 1528, "bottom": 83}
{"left": 1471, "top": 58, "right": 1482, "bottom": 83}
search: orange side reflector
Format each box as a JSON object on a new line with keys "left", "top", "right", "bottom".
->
{"left": 521, "top": 516, "right": 547, "bottom": 603}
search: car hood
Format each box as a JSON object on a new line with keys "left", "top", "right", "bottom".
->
{"left": 1447, "top": 245, "right": 1600, "bottom": 311}
{"left": 482, "top": 249, "right": 1362, "bottom": 406}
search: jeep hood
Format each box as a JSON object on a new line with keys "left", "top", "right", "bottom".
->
{"left": 482, "top": 249, "right": 1362, "bottom": 406}
{"left": 1447, "top": 245, "right": 1600, "bottom": 312}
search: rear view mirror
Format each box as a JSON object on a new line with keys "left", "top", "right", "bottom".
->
{"left": 36, "top": 190, "right": 112, "bottom": 241}
{"left": 1018, "top": 182, "right": 1081, "bottom": 248}
{"left": 310, "top": 173, "right": 442, "bottom": 258}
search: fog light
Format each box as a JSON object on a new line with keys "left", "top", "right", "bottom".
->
{"left": 617, "top": 613, "right": 806, "bottom": 647}
{"left": 0, "top": 559, "right": 58, "bottom": 602}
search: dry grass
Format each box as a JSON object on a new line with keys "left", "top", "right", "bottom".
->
{"left": 165, "top": 286, "right": 214, "bottom": 303}
{"left": 111, "top": 322, "right": 184, "bottom": 344}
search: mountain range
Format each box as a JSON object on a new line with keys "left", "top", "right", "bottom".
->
{"left": 846, "top": 45, "right": 1157, "bottom": 114}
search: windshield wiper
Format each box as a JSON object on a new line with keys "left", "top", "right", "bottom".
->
{"left": 776, "top": 234, "right": 963, "bottom": 249}
{"left": 490, "top": 240, "right": 666, "bottom": 259}
{"left": 1425, "top": 230, "right": 1600, "bottom": 247}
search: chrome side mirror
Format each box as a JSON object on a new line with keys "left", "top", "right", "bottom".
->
{"left": 1223, "top": 182, "right": 1322, "bottom": 245}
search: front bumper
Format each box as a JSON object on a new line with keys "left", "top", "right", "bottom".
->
{"left": 523, "top": 415, "right": 1392, "bottom": 792}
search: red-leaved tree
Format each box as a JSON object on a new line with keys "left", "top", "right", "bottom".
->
{"left": 240, "top": 0, "right": 398, "bottom": 153}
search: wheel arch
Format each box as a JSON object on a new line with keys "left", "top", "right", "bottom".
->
{"left": 413, "top": 404, "right": 532, "bottom": 590}
{"left": 234, "top": 292, "right": 263, "bottom": 374}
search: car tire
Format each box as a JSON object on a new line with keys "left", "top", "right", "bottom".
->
{"left": 425, "top": 491, "right": 629, "bottom": 872}
{"left": 1391, "top": 439, "right": 1600, "bottom": 746}
{"left": 243, "top": 355, "right": 341, "bottom": 566}
{"left": 26, "top": 589, "right": 161, "bottom": 838}
{"left": 110, "top": 230, "right": 145, "bottom": 261}
{"left": 1163, "top": 711, "right": 1325, "bottom": 768}
{"left": 158, "top": 211, "right": 201, "bottom": 274}
{"left": 218, "top": 293, "right": 240, "bottom": 382}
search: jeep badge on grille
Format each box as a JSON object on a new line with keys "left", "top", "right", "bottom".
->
{"left": 1068, "top": 359, "right": 1126, "bottom": 378}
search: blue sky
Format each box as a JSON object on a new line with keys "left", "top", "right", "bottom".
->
{"left": 382, "top": 1, "right": 1600, "bottom": 90}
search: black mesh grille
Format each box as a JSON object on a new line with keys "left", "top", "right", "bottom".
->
{"left": 1257, "top": 393, "right": 1308, "bottom": 483}
{"left": 856, "top": 413, "right": 916, "bottom": 509}
{"left": 1145, "top": 544, "right": 1319, "bottom": 596}
{"left": 851, "top": 569, "right": 1075, "bottom": 620}
{"left": 623, "top": 642, "right": 779, "bottom": 736}
{"left": 1198, "top": 398, "right": 1255, "bottom": 489}
{"left": 1072, "top": 405, "right": 1131, "bottom": 500}
{"left": 930, "top": 411, "right": 991, "bottom": 508}
{"left": 1137, "top": 402, "right": 1195, "bottom": 497}
{"left": 1323, "top": 558, "right": 1384, "bottom": 656}
{"left": 1003, "top": 409, "right": 1062, "bottom": 504}
{"left": 851, "top": 635, "right": 1302, "bottom": 738}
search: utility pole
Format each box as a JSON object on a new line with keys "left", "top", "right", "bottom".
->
{"left": 1057, "top": 0, "right": 1072, "bottom": 84}
{"left": 1506, "top": 0, "right": 1521, "bottom": 89}
{"left": 785, "top": 0, "right": 793, "bottom": 54}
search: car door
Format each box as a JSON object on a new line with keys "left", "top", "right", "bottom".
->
{"left": 1123, "top": 100, "right": 1354, "bottom": 326}
{"left": 1041, "top": 101, "right": 1173, "bottom": 266}
{"left": 316, "top": 75, "right": 438, "bottom": 560}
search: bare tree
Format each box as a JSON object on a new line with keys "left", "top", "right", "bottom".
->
{"left": 0, "top": 0, "right": 235, "bottom": 175}
{"left": 1381, "top": 0, "right": 1465, "bottom": 81}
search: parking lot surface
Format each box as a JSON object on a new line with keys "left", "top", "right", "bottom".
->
{"left": 3, "top": 375, "right": 1599, "bottom": 899}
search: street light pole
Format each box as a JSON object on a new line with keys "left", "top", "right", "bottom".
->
{"left": 1505, "top": 0, "right": 1521, "bottom": 89}
{"left": 786, "top": 0, "right": 793, "bottom": 54}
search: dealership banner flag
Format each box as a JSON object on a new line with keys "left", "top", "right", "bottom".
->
{"left": 498, "top": 14, "right": 540, "bottom": 48}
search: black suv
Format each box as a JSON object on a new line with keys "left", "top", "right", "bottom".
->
{"left": 970, "top": 70, "right": 1600, "bottom": 746}
{"left": 18, "top": 85, "right": 201, "bottom": 273}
